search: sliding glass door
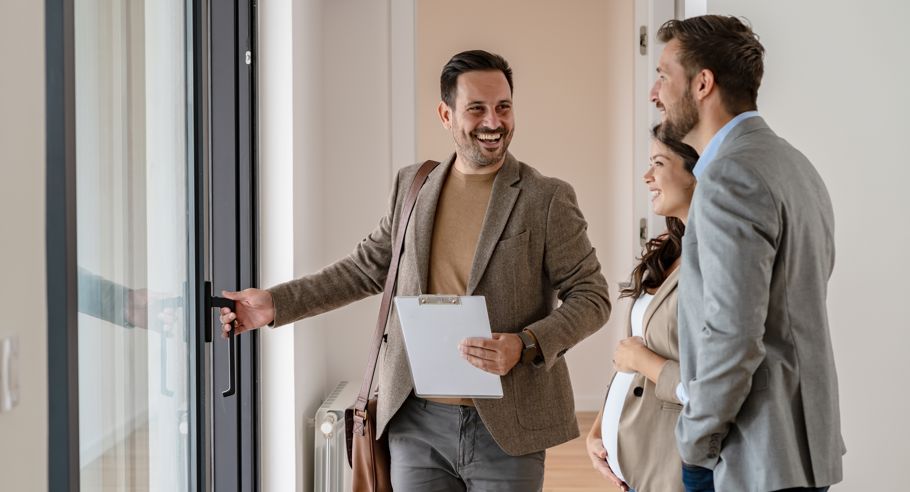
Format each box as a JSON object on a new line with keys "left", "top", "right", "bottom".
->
{"left": 48, "top": 0, "right": 258, "bottom": 490}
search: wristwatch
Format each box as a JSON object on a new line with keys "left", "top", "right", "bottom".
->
{"left": 516, "top": 330, "right": 543, "bottom": 365}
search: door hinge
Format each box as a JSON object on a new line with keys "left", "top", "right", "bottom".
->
{"left": 639, "top": 26, "right": 648, "bottom": 55}
{"left": 639, "top": 218, "right": 648, "bottom": 247}
{"left": 245, "top": 50, "right": 252, "bottom": 65}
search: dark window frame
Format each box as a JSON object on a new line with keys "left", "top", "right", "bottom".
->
{"left": 207, "top": 0, "right": 260, "bottom": 489}
{"left": 45, "top": 0, "right": 79, "bottom": 490}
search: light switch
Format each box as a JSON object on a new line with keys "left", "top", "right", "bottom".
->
{"left": 0, "top": 335, "right": 19, "bottom": 413}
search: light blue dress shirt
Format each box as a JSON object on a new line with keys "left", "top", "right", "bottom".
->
{"left": 692, "top": 111, "right": 761, "bottom": 178}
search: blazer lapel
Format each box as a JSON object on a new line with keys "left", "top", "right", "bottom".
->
{"left": 466, "top": 154, "right": 521, "bottom": 295}
{"left": 410, "top": 155, "right": 454, "bottom": 294}
{"left": 641, "top": 266, "right": 680, "bottom": 333}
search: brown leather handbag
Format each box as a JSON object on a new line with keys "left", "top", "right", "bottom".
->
{"left": 344, "top": 160, "right": 439, "bottom": 492}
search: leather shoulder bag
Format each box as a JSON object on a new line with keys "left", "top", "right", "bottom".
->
{"left": 344, "top": 159, "right": 440, "bottom": 492}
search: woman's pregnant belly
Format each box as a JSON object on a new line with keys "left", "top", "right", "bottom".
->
{"left": 601, "top": 371, "right": 634, "bottom": 483}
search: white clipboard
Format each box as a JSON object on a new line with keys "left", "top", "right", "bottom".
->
{"left": 394, "top": 295, "right": 503, "bottom": 399}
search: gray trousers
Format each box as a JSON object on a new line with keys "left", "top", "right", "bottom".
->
{"left": 387, "top": 395, "right": 545, "bottom": 491}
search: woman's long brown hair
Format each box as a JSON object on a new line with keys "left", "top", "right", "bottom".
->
{"left": 620, "top": 125, "right": 699, "bottom": 299}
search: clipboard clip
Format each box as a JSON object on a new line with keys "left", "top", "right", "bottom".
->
{"left": 418, "top": 295, "right": 461, "bottom": 305}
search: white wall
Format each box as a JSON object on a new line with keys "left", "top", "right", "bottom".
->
{"left": 0, "top": 0, "right": 48, "bottom": 490}
{"left": 320, "top": 0, "right": 395, "bottom": 391}
{"left": 703, "top": 1, "right": 909, "bottom": 489}
{"left": 416, "top": 0, "right": 635, "bottom": 410}
{"left": 259, "top": 0, "right": 332, "bottom": 490}
{"left": 259, "top": 0, "right": 303, "bottom": 490}
{"left": 260, "top": 0, "right": 400, "bottom": 490}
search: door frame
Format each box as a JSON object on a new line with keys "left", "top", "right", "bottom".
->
{"left": 632, "top": 0, "right": 678, "bottom": 252}
{"left": 46, "top": 0, "right": 79, "bottom": 489}
{"left": 205, "top": 0, "right": 260, "bottom": 490}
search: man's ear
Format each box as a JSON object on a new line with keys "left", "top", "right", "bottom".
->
{"left": 692, "top": 69, "right": 715, "bottom": 102}
{"left": 437, "top": 101, "right": 453, "bottom": 129}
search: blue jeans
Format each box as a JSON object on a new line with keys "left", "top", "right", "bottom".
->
{"left": 681, "top": 463, "right": 714, "bottom": 492}
{"left": 681, "top": 464, "right": 830, "bottom": 492}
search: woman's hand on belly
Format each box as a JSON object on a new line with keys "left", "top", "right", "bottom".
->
{"left": 613, "top": 336, "right": 667, "bottom": 384}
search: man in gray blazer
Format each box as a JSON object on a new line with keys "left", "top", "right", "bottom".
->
{"left": 218, "top": 50, "right": 611, "bottom": 490}
{"left": 650, "top": 16, "right": 845, "bottom": 492}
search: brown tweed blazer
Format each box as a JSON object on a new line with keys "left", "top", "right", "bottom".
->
{"left": 268, "top": 153, "right": 611, "bottom": 455}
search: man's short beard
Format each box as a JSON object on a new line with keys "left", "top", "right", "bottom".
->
{"left": 660, "top": 88, "right": 699, "bottom": 142}
{"left": 456, "top": 128, "right": 512, "bottom": 168}
{"left": 463, "top": 146, "right": 504, "bottom": 167}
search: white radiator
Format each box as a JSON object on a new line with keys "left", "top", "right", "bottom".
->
{"left": 314, "top": 381, "right": 357, "bottom": 492}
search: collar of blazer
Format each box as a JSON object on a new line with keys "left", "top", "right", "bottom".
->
{"left": 626, "top": 266, "right": 680, "bottom": 338}
{"left": 714, "top": 115, "right": 770, "bottom": 161}
{"left": 409, "top": 152, "right": 522, "bottom": 295}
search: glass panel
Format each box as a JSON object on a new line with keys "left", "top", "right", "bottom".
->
{"left": 74, "top": 0, "right": 194, "bottom": 490}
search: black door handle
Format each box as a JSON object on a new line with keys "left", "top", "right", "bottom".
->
{"left": 204, "top": 281, "right": 237, "bottom": 397}
{"left": 222, "top": 327, "right": 236, "bottom": 397}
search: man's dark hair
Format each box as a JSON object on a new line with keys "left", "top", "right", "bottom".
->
{"left": 440, "top": 50, "right": 513, "bottom": 108}
{"left": 657, "top": 15, "right": 764, "bottom": 115}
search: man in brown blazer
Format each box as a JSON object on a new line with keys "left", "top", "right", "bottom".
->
{"left": 219, "top": 50, "right": 611, "bottom": 490}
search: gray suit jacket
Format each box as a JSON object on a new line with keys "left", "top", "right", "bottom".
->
{"left": 676, "top": 117, "right": 845, "bottom": 491}
{"left": 269, "top": 153, "right": 611, "bottom": 455}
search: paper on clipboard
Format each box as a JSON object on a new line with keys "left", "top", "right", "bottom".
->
{"left": 394, "top": 295, "right": 503, "bottom": 399}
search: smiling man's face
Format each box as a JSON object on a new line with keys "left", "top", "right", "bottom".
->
{"left": 652, "top": 39, "right": 700, "bottom": 142}
{"left": 439, "top": 70, "right": 515, "bottom": 172}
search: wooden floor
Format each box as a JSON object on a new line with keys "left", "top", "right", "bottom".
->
{"left": 543, "top": 412, "right": 621, "bottom": 492}
{"left": 82, "top": 412, "right": 615, "bottom": 491}
{"left": 81, "top": 424, "right": 150, "bottom": 491}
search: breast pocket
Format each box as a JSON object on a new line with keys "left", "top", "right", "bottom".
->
{"left": 490, "top": 230, "right": 531, "bottom": 283}
{"left": 496, "top": 230, "right": 529, "bottom": 251}
{"left": 488, "top": 230, "right": 531, "bottom": 321}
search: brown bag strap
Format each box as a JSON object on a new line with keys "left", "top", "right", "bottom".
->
{"left": 354, "top": 160, "right": 440, "bottom": 413}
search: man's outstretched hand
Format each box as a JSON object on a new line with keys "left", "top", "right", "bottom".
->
{"left": 219, "top": 288, "right": 276, "bottom": 337}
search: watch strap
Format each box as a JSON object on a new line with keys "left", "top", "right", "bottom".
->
{"left": 517, "top": 330, "right": 539, "bottom": 365}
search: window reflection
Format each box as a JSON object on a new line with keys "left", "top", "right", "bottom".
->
{"left": 75, "top": 0, "right": 193, "bottom": 490}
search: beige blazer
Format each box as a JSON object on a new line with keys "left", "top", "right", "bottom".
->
{"left": 268, "top": 154, "right": 611, "bottom": 455}
{"left": 605, "top": 268, "right": 683, "bottom": 492}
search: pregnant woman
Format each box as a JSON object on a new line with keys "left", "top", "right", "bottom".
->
{"left": 586, "top": 125, "right": 697, "bottom": 492}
